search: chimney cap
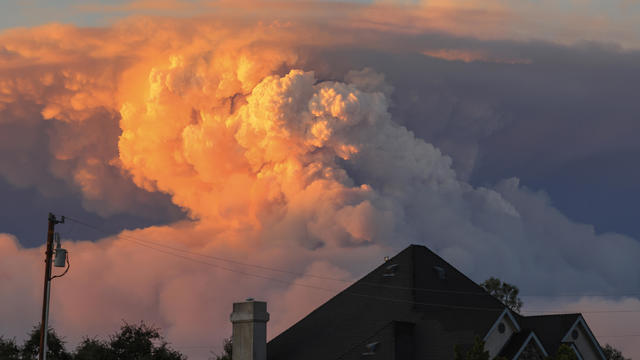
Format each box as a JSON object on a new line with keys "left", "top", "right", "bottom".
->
{"left": 231, "top": 300, "right": 269, "bottom": 323}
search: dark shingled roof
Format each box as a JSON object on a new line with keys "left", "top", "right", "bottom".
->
{"left": 498, "top": 330, "right": 535, "bottom": 359}
{"left": 267, "top": 244, "right": 506, "bottom": 360}
{"left": 516, "top": 314, "right": 581, "bottom": 355}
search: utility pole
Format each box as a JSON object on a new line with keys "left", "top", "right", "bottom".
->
{"left": 39, "top": 213, "right": 64, "bottom": 360}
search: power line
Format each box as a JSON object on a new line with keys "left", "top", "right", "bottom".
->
{"left": 149, "top": 332, "right": 640, "bottom": 351}
{"left": 107, "top": 229, "right": 338, "bottom": 293}
{"left": 63, "top": 216, "right": 640, "bottom": 315}
{"left": 596, "top": 334, "right": 640, "bottom": 338}
{"left": 65, "top": 217, "right": 347, "bottom": 281}
{"left": 63, "top": 221, "right": 506, "bottom": 312}
{"left": 520, "top": 309, "right": 640, "bottom": 315}
{"left": 64, "top": 216, "right": 640, "bottom": 299}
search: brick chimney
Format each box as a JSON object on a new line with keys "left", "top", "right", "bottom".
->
{"left": 230, "top": 299, "right": 269, "bottom": 360}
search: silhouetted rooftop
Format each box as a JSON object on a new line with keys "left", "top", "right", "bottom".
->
{"left": 267, "top": 244, "right": 505, "bottom": 360}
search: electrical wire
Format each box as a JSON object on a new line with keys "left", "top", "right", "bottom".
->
{"left": 63, "top": 217, "right": 640, "bottom": 299}
{"left": 56, "top": 215, "right": 640, "bottom": 346}
{"left": 596, "top": 334, "right": 640, "bottom": 338}
{"left": 65, "top": 216, "right": 350, "bottom": 281}
{"left": 119, "top": 234, "right": 337, "bottom": 292}
{"left": 63, "top": 216, "right": 640, "bottom": 315}
{"left": 66, "top": 216, "right": 510, "bottom": 297}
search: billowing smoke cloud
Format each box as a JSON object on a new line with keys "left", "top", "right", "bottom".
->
{"left": 0, "top": 6, "right": 639, "bottom": 359}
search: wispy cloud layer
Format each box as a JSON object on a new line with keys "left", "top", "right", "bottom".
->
{"left": 70, "top": 0, "right": 640, "bottom": 48}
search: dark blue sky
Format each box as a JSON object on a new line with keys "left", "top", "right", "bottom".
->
{"left": 306, "top": 43, "right": 640, "bottom": 241}
{"left": 0, "top": 177, "right": 183, "bottom": 247}
{"left": 1, "top": 4, "right": 639, "bottom": 358}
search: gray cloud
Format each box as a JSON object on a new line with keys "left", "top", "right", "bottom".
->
{"left": 0, "top": 15, "right": 638, "bottom": 358}
{"left": 302, "top": 34, "right": 640, "bottom": 238}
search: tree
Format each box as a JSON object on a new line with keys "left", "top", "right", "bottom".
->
{"left": 454, "top": 336, "right": 491, "bottom": 360}
{"left": 548, "top": 344, "right": 578, "bottom": 360}
{"left": 107, "top": 322, "right": 185, "bottom": 360}
{"left": 20, "top": 325, "right": 72, "bottom": 360}
{"left": 73, "top": 338, "right": 112, "bottom": 360}
{"left": 211, "top": 338, "right": 232, "bottom": 360}
{"left": 20, "top": 325, "right": 71, "bottom": 360}
{"left": 481, "top": 277, "right": 523, "bottom": 313}
{"left": 0, "top": 336, "right": 21, "bottom": 360}
{"left": 0, "top": 322, "right": 186, "bottom": 360}
{"left": 602, "top": 344, "right": 629, "bottom": 360}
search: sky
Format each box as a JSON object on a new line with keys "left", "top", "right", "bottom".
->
{"left": 0, "top": 0, "right": 639, "bottom": 358}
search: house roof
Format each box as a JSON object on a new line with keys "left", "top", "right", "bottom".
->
{"left": 267, "top": 244, "right": 507, "bottom": 360}
{"left": 516, "top": 313, "right": 581, "bottom": 355}
{"left": 498, "top": 330, "right": 549, "bottom": 359}
{"left": 499, "top": 330, "right": 533, "bottom": 359}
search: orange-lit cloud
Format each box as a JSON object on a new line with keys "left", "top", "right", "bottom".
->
{"left": 422, "top": 49, "right": 532, "bottom": 64}
{"left": 0, "top": 17, "right": 413, "bottom": 356}
{"left": 0, "top": 6, "right": 639, "bottom": 359}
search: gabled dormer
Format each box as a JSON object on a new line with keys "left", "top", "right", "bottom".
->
{"left": 560, "top": 315, "right": 606, "bottom": 360}
{"left": 484, "top": 308, "right": 522, "bottom": 358}
{"left": 514, "top": 313, "right": 605, "bottom": 360}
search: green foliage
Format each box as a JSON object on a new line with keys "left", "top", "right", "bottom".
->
{"left": 211, "top": 338, "right": 232, "bottom": 360}
{"left": 107, "top": 322, "right": 185, "bottom": 360}
{"left": 0, "top": 336, "right": 21, "bottom": 360}
{"left": 20, "top": 325, "right": 72, "bottom": 360}
{"left": 602, "top": 344, "right": 629, "bottom": 360}
{"left": 547, "top": 344, "right": 578, "bottom": 360}
{"left": 109, "top": 322, "right": 159, "bottom": 359}
{"left": 73, "top": 338, "right": 111, "bottom": 360}
{"left": 454, "top": 336, "right": 490, "bottom": 360}
{"left": 0, "top": 322, "right": 185, "bottom": 360}
{"left": 481, "top": 277, "right": 524, "bottom": 313}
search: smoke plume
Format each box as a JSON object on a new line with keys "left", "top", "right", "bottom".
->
{"left": 0, "top": 5, "right": 638, "bottom": 359}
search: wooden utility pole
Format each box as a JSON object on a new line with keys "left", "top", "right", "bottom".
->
{"left": 38, "top": 213, "right": 63, "bottom": 360}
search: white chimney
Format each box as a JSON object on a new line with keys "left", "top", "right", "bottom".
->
{"left": 230, "top": 299, "right": 269, "bottom": 360}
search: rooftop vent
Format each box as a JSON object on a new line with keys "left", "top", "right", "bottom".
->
{"left": 383, "top": 264, "right": 399, "bottom": 277}
{"left": 362, "top": 342, "right": 380, "bottom": 356}
{"left": 432, "top": 266, "right": 446, "bottom": 280}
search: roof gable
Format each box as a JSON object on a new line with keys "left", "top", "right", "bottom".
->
{"left": 484, "top": 309, "right": 522, "bottom": 358}
{"left": 513, "top": 313, "right": 605, "bottom": 360}
{"left": 561, "top": 316, "right": 606, "bottom": 360}
{"left": 484, "top": 308, "right": 522, "bottom": 341}
{"left": 267, "top": 245, "right": 507, "bottom": 360}
{"left": 499, "top": 330, "right": 548, "bottom": 359}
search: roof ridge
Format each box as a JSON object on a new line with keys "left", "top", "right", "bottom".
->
{"left": 524, "top": 313, "right": 582, "bottom": 318}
